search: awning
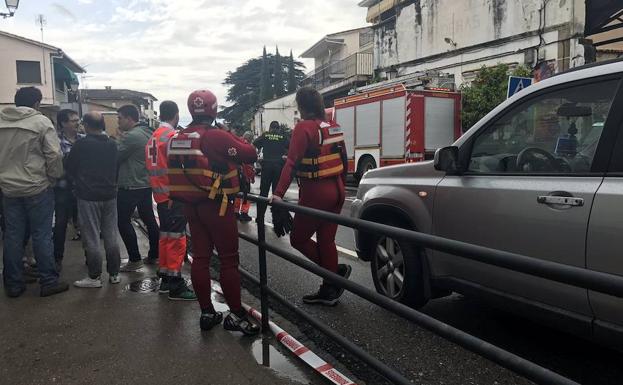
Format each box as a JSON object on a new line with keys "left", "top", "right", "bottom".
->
{"left": 53, "top": 61, "right": 79, "bottom": 89}
{"left": 366, "top": 0, "right": 398, "bottom": 23}
{"left": 585, "top": 0, "right": 623, "bottom": 37}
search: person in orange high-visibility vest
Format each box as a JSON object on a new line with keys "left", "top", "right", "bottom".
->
{"left": 234, "top": 131, "right": 255, "bottom": 222}
{"left": 270, "top": 87, "right": 351, "bottom": 306}
{"left": 145, "top": 101, "right": 196, "bottom": 301}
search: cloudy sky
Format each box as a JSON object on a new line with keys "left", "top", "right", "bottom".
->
{"left": 1, "top": 0, "right": 368, "bottom": 123}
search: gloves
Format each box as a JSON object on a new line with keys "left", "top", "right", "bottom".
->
{"left": 271, "top": 206, "right": 293, "bottom": 237}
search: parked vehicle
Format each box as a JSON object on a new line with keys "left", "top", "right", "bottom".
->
{"left": 351, "top": 59, "right": 623, "bottom": 347}
{"left": 333, "top": 85, "right": 461, "bottom": 180}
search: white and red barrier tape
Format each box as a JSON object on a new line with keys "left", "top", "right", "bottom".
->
{"left": 212, "top": 284, "right": 358, "bottom": 385}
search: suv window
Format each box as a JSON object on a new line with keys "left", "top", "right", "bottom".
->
{"left": 469, "top": 80, "right": 618, "bottom": 174}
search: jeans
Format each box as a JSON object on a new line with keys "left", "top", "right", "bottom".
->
{"left": 257, "top": 161, "right": 283, "bottom": 220}
{"left": 117, "top": 188, "right": 159, "bottom": 262}
{"left": 2, "top": 188, "right": 58, "bottom": 290}
{"left": 53, "top": 187, "right": 78, "bottom": 262}
{"left": 78, "top": 198, "right": 121, "bottom": 278}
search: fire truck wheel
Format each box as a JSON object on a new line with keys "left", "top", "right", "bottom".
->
{"left": 355, "top": 156, "right": 376, "bottom": 182}
{"left": 370, "top": 229, "right": 428, "bottom": 308}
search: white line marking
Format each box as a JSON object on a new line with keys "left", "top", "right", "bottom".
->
{"left": 261, "top": 221, "right": 359, "bottom": 258}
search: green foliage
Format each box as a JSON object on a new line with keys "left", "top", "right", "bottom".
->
{"left": 460, "top": 64, "right": 532, "bottom": 131}
{"left": 259, "top": 47, "right": 271, "bottom": 103}
{"left": 287, "top": 50, "right": 297, "bottom": 93}
{"left": 273, "top": 47, "right": 285, "bottom": 98}
{"left": 220, "top": 49, "right": 306, "bottom": 131}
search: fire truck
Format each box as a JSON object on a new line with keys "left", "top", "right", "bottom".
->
{"left": 331, "top": 84, "right": 462, "bottom": 179}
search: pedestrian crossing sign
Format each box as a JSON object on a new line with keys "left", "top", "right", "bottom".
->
{"left": 507, "top": 76, "right": 533, "bottom": 99}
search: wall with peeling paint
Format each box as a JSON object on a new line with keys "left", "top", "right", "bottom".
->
{"left": 374, "top": 0, "right": 587, "bottom": 85}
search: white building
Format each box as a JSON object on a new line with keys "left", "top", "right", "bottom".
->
{"left": 0, "top": 31, "right": 85, "bottom": 122}
{"left": 253, "top": 92, "right": 297, "bottom": 135}
{"left": 359, "top": 0, "right": 623, "bottom": 86}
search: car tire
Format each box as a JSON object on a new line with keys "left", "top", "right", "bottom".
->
{"left": 355, "top": 156, "right": 376, "bottom": 182}
{"left": 370, "top": 229, "right": 428, "bottom": 308}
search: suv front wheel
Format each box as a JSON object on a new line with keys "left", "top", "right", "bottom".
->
{"left": 370, "top": 229, "right": 429, "bottom": 308}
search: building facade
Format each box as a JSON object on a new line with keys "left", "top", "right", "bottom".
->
{"left": 300, "top": 27, "right": 375, "bottom": 105}
{"left": 80, "top": 87, "right": 158, "bottom": 127}
{"left": 0, "top": 31, "right": 85, "bottom": 122}
{"left": 359, "top": 0, "right": 623, "bottom": 87}
{"left": 253, "top": 92, "right": 298, "bottom": 135}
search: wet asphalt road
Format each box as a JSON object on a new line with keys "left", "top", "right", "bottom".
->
{"left": 237, "top": 182, "right": 623, "bottom": 385}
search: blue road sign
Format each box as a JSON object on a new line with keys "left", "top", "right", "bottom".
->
{"left": 507, "top": 76, "right": 533, "bottom": 99}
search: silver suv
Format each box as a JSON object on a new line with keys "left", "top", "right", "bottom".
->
{"left": 351, "top": 59, "right": 623, "bottom": 346}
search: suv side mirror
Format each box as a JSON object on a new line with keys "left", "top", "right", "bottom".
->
{"left": 434, "top": 146, "right": 460, "bottom": 174}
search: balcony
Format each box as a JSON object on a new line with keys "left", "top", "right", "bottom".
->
{"left": 302, "top": 53, "right": 374, "bottom": 90}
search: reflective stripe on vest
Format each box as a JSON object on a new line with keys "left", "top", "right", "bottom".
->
{"left": 160, "top": 231, "right": 186, "bottom": 239}
{"left": 152, "top": 186, "right": 170, "bottom": 194}
{"left": 147, "top": 125, "right": 176, "bottom": 203}
{"left": 167, "top": 126, "right": 241, "bottom": 216}
{"left": 296, "top": 121, "right": 344, "bottom": 180}
{"left": 148, "top": 169, "right": 168, "bottom": 177}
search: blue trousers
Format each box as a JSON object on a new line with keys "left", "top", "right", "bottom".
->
{"left": 3, "top": 188, "right": 58, "bottom": 291}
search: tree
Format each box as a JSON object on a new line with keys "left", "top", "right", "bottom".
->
{"left": 460, "top": 64, "right": 532, "bottom": 131}
{"left": 287, "top": 50, "right": 297, "bottom": 93}
{"left": 259, "top": 46, "right": 271, "bottom": 104}
{"left": 220, "top": 50, "right": 306, "bottom": 133}
{"left": 273, "top": 47, "right": 285, "bottom": 98}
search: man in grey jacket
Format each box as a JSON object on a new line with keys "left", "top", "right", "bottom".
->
{"left": 0, "top": 87, "right": 69, "bottom": 298}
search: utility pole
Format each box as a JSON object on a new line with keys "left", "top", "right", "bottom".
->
{"left": 36, "top": 14, "right": 47, "bottom": 85}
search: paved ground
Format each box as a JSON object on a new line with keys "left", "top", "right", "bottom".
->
{"left": 0, "top": 233, "right": 322, "bottom": 385}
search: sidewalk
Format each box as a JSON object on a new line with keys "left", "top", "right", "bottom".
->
{"left": 0, "top": 236, "right": 307, "bottom": 385}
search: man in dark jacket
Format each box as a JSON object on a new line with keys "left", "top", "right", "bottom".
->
{"left": 253, "top": 121, "right": 289, "bottom": 221}
{"left": 66, "top": 112, "right": 121, "bottom": 287}
{"left": 116, "top": 105, "right": 159, "bottom": 272}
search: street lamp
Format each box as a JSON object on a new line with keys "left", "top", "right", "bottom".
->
{"left": 70, "top": 79, "right": 82, "bottom": 117}
{"left": 1, "top": 0, "right": 19, "bottom": 18}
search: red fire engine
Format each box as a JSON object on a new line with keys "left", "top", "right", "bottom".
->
{"left": 331, "top": 84, "right": 461, "bottom": 179}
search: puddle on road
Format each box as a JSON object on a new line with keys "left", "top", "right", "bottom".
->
{"left": 125, "top": 276, "right": 192, "bottom": 293}
{"left": 211, "top": 282, "right": 314, "bottom": 384}
{"left": 126, "top": 277, "right": 159, "bottom": 293}
{"left": 251, "top": 338, "right": 312, "bottom": 384}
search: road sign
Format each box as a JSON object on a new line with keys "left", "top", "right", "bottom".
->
{"left": 507, "top": 76, "right": 533, "bottom": 99}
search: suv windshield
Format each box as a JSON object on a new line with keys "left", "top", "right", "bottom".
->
{"left": 469, "top": 79, "right": 618, "bottom": 174}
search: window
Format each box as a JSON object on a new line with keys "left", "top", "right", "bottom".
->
{"left": 16, "top": 60, "right": 42, "bottom": 84}
{"left": 468, "top": 80, "right": 619, "bottom": 174}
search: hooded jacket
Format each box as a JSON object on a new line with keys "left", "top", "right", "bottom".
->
{"left": 117, "top": 122, "right": 154, "bottom": 189}
{"left": 0, "top": 106, "right": 63, "bottom": 198}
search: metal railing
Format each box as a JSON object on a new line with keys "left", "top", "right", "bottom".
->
{"left": 301, "top": 53, "right": 374, "bottom": 89}
{"left": 238, "top": 193, "right": 623, "bottom": 385}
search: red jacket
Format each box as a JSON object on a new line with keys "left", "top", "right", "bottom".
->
{"left": 275, "top": 119, "right": 347, "bottom": 198}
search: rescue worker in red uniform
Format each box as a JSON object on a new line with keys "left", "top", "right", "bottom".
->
{"left": 167, "top": 89, "right": 260, "bottom": 334}
{"left": 145, "top": 101, "right": 196, "bottom": 301}
{"left": 271, "top": 87, "right": 352, "bottom": 306}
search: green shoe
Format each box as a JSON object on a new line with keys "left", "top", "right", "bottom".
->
{"left": 168, "top": 288, "right": 197, "bottom": 301}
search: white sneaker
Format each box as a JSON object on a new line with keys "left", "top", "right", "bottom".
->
{"left": 73, "top": 277, "right": 103, "bottom": 288}
{"left": 109, "top": 274, "right": 121, "bottom": 284}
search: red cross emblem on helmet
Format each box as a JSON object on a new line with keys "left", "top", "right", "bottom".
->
{"left": 193, "top": 97, "right": 204, "bottom": 108}
{"left": 188, "top": 89, "right": 218, "bottom": 119}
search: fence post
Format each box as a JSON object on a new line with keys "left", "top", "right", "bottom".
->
{"left": 257, "top": 216, "right": 270, "bottom": 335}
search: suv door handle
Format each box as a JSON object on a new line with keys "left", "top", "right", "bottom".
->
{"left": 537, "top": 194, "right": 584, "bottom": 207}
